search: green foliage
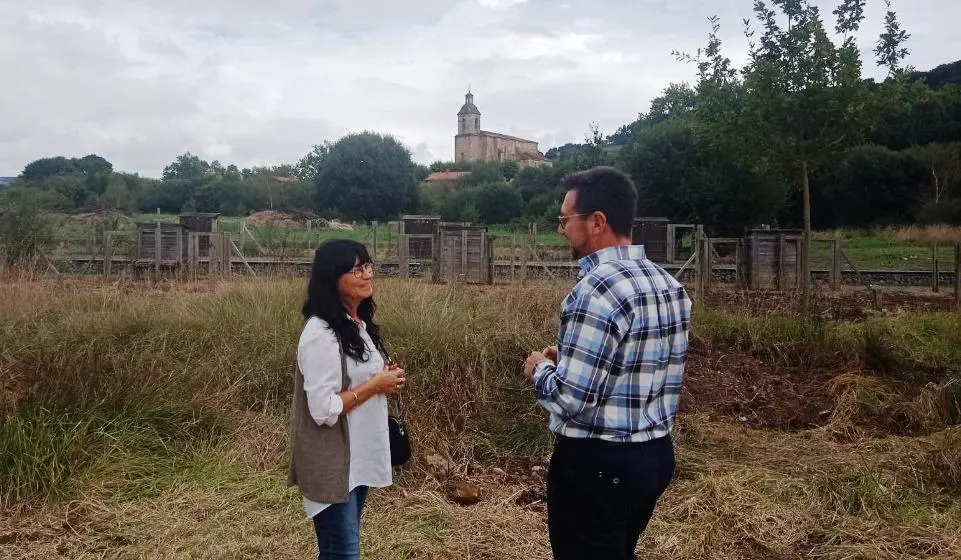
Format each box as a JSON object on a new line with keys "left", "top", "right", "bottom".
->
{"left": 473, "top": 182, "right": 524, "bottom": 224}
{"left": 0, "top": 188, "right": 56, "bottom": 267}
{"left": 312, "top": 132, "right": 418, "bottom": 220}
{"left": 21, "top": 154, "right": 113, "bottom": 182}
{"left": 917, "top": 199, "right": 961, "bottom": 225}
{"left": 818, "top": 144, "right": 929, "bottom": 227}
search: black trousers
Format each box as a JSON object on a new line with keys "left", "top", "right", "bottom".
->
{"left": 545, "top": 434, "right": 675, "bottom": 560}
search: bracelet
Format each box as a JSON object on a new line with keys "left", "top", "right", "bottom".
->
{"left": 351, "top": 390, "right": 359, "bottom": 403}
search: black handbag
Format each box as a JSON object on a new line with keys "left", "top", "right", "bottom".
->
{"left": 388, "top": 414, "right": 411, "bottom": 466}
{"left": 380, "top": 348, "right": 412, "bottom": 467}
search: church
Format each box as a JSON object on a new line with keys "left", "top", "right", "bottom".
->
{"left": 454, "top": 91, "right": 552, "bottom": 169}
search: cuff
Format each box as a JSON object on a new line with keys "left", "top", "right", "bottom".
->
{"left": 532, "top": 360, "right": 555, "bottom": 385}
{"left": 313, "top": 394, "right": 345, "bottom": 427}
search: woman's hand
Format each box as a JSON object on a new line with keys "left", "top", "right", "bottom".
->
{"left": 372, "top": 366, "right": 406, "bottom": 394}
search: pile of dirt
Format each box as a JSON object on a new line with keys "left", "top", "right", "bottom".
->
{"left": 61, "top": 210, "right": 136, "bottom": 230}
{"left": 243, "top": 210, "right": 312, "bottom": 229}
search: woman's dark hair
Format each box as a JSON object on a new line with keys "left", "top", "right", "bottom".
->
{"left": 301, "top": 239, "right": 385, "bottom": 362}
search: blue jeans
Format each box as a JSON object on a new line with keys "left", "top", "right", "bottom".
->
{"left": 312, "top": 486, "right": 369, "bottom": 560}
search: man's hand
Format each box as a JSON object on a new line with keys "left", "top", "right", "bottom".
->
{"left": 524, "top": 351, "right": 548, "bottom": 381}
{"left": 542, "top": 345, "right": 558, "bottom": 363}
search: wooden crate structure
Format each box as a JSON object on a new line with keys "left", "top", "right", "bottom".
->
{"left": 739, "top": 229, "right": 804, "bottom": 290}
{"left": 179, "top": 213, "right": 221, "bottom": 257}
{"left": 399, "top": 215, "right": 441, "bottom": 260}
{"left": 136, "top": 222, "right": 189, "bottom": 267}
{"left": 436, "top": 223, "right": 493, "bottom": 284}
{"left": 631, "top": 217, "right": 670, "bottom": 262}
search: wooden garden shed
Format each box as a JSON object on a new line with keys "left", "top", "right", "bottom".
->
{"left": 399, "top": 215, "right": 441, "bottom": 260}
{"left": 631, "top": 217, "right": 670, "bottom": 262}
{"left": 739, "top": 229, "right": 804, "bottom": 290}
{"left": 435, "top": 222, "right": 493, "bottom": 284}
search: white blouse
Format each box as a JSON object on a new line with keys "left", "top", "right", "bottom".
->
{"left": 297, "top": 316, "right": 391, "bottom": 518}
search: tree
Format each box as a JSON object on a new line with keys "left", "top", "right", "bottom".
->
{"left": 905, "top": 142, "right": 961, "bottom": 203}
{"left": 0, "top": 188, "right": 55, "bottom": 267}
{"left": 101, "top": 175, "right": 136, "bottom": 211}
{"left": 474, "top": 182, "right": 524, "bottom": 224}
{"left": 312, "top": 132, "right": 418, "bottom": 221}
{"left": 819, "top": 144, "right": 928, "bottom": 227}
{"left": 684, "top": 0, "right": 910, "bottom": 309}
{"left": 296, "top": 142, "right": 332, "bottom": 181}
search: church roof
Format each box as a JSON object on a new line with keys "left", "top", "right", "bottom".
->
{"left": 458, "top": 92, "right": 481, "bottom": 116}
{"left": 479, "top": 130, "right": 538, "bottom": 144}
{"left": 425, "top": 171, "right": 470, "bottom": 183}
{"left": 518, "top": 151, "right": 550, "bottom": 162}
{"left": 458, "top": 101, "right": 480, "bottom": 116}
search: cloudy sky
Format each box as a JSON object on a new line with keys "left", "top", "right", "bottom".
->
{"left": 1, "top": 0, "right": 958, "bottom": 178}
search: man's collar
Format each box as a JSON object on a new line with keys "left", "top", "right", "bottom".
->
{"left": 577, "top": 245, "right": 646, "bottom": 279}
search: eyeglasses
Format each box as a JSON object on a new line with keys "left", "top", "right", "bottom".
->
{"left": 557, "top": 213, "right": 590, "bottom": 229}
{"left": 349, "top": 262, "right": 374, "bottom": 277}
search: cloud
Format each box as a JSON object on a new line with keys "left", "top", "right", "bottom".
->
{"left": 1, "top": 0, "right": 958, "bottom": 177}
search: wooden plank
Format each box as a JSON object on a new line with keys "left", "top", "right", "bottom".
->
{"left": 187, "top": 232, "right": 196, "bottom": 279}
{"left": 831, "top": 239, "right": 841, "bottom": 292}
{"left": 751, "top": 235, "right": 760, "bottom": 289}
{"left": 398, "top": 234, "right": 409, "bottom": 278}
{"left": 694, "top": 238, "right": 706, "bottom": 301}
{"left": 230, "top": 238, "right": 255, "bottom": 277}
{"left": 154, "top": 221, "right": 161, "bottom": 275}
{"left": 955, "top": 243, "right": 960, "bottom": 310}
{"left": 461, "top": 230, "right": 468, "bottom": 280}
{"left": 931, "top": 243, "right": 941, "bottom": 293}
{"left": 104, "top": 232, "right": 113, "bottom": 278}
{"left": 666, "top": 224, "right": 676, "bottom": 263}
{"left": 777, "top": 233, "right": 785, "bottom": 291}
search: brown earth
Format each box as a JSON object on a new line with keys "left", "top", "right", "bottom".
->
{"left": 707, "top": 286, "right": 956, "bottom": 320}
{"left": 680, "top": 340, "right": 837, "bottom": 430}
{"left": 243, "top": 210, "right": 312, "bottom": 229}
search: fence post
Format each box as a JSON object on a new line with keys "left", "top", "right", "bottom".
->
{"left": 954, "top": 243, "right": 960, "bottom": 310}
{"left": 695, "top": 237, "right": 708, "bottom": 307}
{"left": 398, "top": 234, "right": 409, "bottom": 279}
{"left": 103, "top": 232, "right": 113, "bottom": 278}
{"left": 154, "top": 221, "right": 162, "bottom": 278}
{"left": 830, "top": 239, "right": 842, "bottom": 292}
{"left": 933, "top": 243, "right": 940, "bottom": 293}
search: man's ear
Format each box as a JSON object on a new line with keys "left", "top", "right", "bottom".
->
{"left": 590, "top": 211, "right": 608, "bottom": 234}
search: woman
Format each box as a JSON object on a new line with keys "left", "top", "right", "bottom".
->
{"left": 288, "top": 239, "right": 405, "bottom": 560}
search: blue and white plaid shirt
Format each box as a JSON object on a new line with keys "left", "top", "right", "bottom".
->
{"left": 533, "top": 245, "right": 691, "bottom": 442}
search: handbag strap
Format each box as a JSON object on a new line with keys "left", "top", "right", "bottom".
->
{"left": 339, "top": 344, "right": 349, "bottom": 392}
{"left": 373, "top": 345, "right": 404, "bottom": 419}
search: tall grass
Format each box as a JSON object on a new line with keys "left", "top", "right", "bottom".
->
{"left": 3, "top": 278, "right": 961, "bottom": 558}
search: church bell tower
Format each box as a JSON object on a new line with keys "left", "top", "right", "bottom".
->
{"left": 457, "top": 90, "right": 481, "bottom": 135}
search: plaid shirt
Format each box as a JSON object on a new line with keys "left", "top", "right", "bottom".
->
{"left": 533, "top": 245, "right": 691, "bottom": 442}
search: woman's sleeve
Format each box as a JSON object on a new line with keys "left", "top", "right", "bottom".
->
{"left": 297, "top": 321, "right": 346, "bottom": 427}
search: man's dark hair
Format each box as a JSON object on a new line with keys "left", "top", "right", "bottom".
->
{"left": 560, "top": 166, "right": 637, "bottom": 237}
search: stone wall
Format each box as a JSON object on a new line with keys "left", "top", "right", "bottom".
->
{"left": 455, "top": 133, "right": 539, "bottom": 163}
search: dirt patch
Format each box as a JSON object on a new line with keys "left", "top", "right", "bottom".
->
{"left": 680, "top": 338, "right": 836, "bottom": 430}
{"left": 707, "top": 287, "right": 955, "bottom": 321}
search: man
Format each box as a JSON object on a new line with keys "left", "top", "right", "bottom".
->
{"left": 523, "top": 166, "right": 691, "bottom": 560}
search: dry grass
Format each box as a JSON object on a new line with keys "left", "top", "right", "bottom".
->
{"left": 2, "top": 278, "right": 961, "bottom": 559}
{"left": 879, "top": 225, "right": 961, "bottom": 245}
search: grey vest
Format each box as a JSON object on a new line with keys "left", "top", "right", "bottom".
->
{"left": 287, "top": 346, "right": 351, "bottom": 504}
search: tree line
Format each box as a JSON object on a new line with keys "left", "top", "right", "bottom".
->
{"left": 3, "top": 0, "right": 961, "bottom": 237}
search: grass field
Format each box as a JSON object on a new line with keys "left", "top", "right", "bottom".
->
{"left": 1, "top": 277, "right": 960, "bottom": 558}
